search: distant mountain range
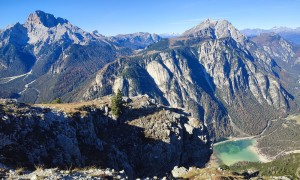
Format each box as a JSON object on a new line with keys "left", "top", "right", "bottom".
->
{"left": 0, "top": 11, "right": 299, "bottom": 141}
{"left": 0, "top": 11, "right": 162, "bottom": 103}
{"left": 241, "top": 27, "right": 300, "bottom": 45}
{"left": 159, "top": 32, "right": 181, "bottom": 38}
{"left": 1, "top": 10, "right": 300, "bottom": 178}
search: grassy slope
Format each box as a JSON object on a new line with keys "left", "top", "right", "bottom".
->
{"left": 182, "top": 153, "right": 300, "bottom": 179}
{"left": 230, "top": 153, "right": 300, "bottom": 179}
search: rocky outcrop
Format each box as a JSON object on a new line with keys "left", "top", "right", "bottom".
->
{"left": 0, "top": 167, "right": 128, "bottom": 180}
{"left": 0, "top": 97, "right": 211, "bottom": 178}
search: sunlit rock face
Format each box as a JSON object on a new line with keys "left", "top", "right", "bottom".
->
{"left": 85, "top": 19, "right": 295, "bottom": 140}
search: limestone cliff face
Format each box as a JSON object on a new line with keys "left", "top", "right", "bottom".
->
{"left": 249, "top": 33, "right": 300, "bottom": 102}
{"left": 250, "top": 33, "right": 300, "bottom": 70}
{"left": 83, "top": 50, "right": 232, "bottom": 140}
{"left": 83, "top": 20, "right": 295, "bottom": 139}
{"left": 198, "top": 36, "right": 292, "bottom": 108}
{"left": 0, "top": 97, "right": 211, "bottom": 178}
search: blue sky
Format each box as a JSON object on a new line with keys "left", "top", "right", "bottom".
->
{"left": 0, "top": 0, "right": 299, "bottom": 36}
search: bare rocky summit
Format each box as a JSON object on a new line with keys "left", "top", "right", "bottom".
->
{"left": 182, "top": 18, "right": 245, "bottom": 44}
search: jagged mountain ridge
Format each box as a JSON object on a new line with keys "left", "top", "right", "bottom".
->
{"left": 0, "top": 10, "right": 117, "bottom": 103}
{"left": 109, "top": 32, "right": 161, "bottom": 50}
{"left": 0, "top": 11, "right": 298, "bottom": 141}
{"left": 250, "top": 32, "right": 300, "bottom": 102}
{"left": 250, "top": 32, "right": 300, "bottom": 68}
{"left": 241, "top": 27, "right": 300, "bottom": 46}
{"left": 83, "top": 19, "right": 296, "bottom": 140}
{"left": 0, "top": 11, "right": 300, "bottom": 178}
{"left": 0, "top": 11, "right": 162, "bottom": 103}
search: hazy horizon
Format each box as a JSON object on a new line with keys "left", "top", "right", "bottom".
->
{"left": 1, "top": 0, "right": 300, "bottom": 36}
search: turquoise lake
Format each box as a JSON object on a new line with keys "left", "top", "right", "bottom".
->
{"left": 213, "top": 139, "right": 260, "bottom": 165}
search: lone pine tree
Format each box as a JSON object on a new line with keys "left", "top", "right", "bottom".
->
{"left": 111, "top": 89, "right": 123, "bottom": 117}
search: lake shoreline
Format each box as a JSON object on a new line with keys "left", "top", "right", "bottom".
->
{"left": 212, "top": 138, "right": 272, "bottom": 166}
{"left": 213, "top": 136, "right": 255, "bottom": 146}
{"left": 250, "top": 141, "right": 272, "bottom": 163}
{"left": 210, "top": 116, "right": 300, "bottom": 167}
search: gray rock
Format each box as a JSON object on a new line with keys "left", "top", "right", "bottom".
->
{"left": 104, "top": 105, "right": 109, "bottom": 115}
{"left": 122, "top": 97, "right": 131, "bottom": 103}
{"left": 171, "top": 166, "right": 188, "bottom": 178}
{"left": 149, "top": 98, "right": 156, "bottom": 104}
{"left": 30, "top": 174, "right": 38, "bottom": 180}
{"left": 0, "top": 97, "right": 211, "bottom": 178}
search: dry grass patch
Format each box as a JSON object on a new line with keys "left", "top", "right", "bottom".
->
{"left": 285, "top": 113, "right": 300, "bottom": 125}
{"left": 90, "top": 172, "right": 107, "bottom": 178}
{"left": 69, "top": 165, "right": 97, "bottom": 173}
{"left": 15, "top": 167, "right": 25, "bottom": 175}
{"left": 34, "top": 96, "right": 111, "bottom": 115}
{"left": 183, "top": 167, "right": 244, "bottom": 180}
{"left": 34, "top": 164, "right": 44, "bottom": 173}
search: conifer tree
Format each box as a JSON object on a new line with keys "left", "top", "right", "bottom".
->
{"left": 111, "top": 89, "right": 123, "bottom": 117}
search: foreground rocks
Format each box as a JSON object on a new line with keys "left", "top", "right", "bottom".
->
{"left": 0, "top": 96, "right": 212, "bottom": 178}
{"left": 0, "top": 166, "right": 128, "bottom": 180}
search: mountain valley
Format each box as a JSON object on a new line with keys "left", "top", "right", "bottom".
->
{"left": 1, "top": 10, "right": 300, "bottom": 179}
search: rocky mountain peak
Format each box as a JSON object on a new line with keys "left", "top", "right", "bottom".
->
{"left": 182, "top": 18, "right": 246, "bottom": 44}
{"left": 22, "top": 10, "right": 98, "bottom": 48}
{"left": 0, "top": 22, "right": 28, "bottom": 48}
{"left": 25, "top": 10, "right": 68, "bottom": 28}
